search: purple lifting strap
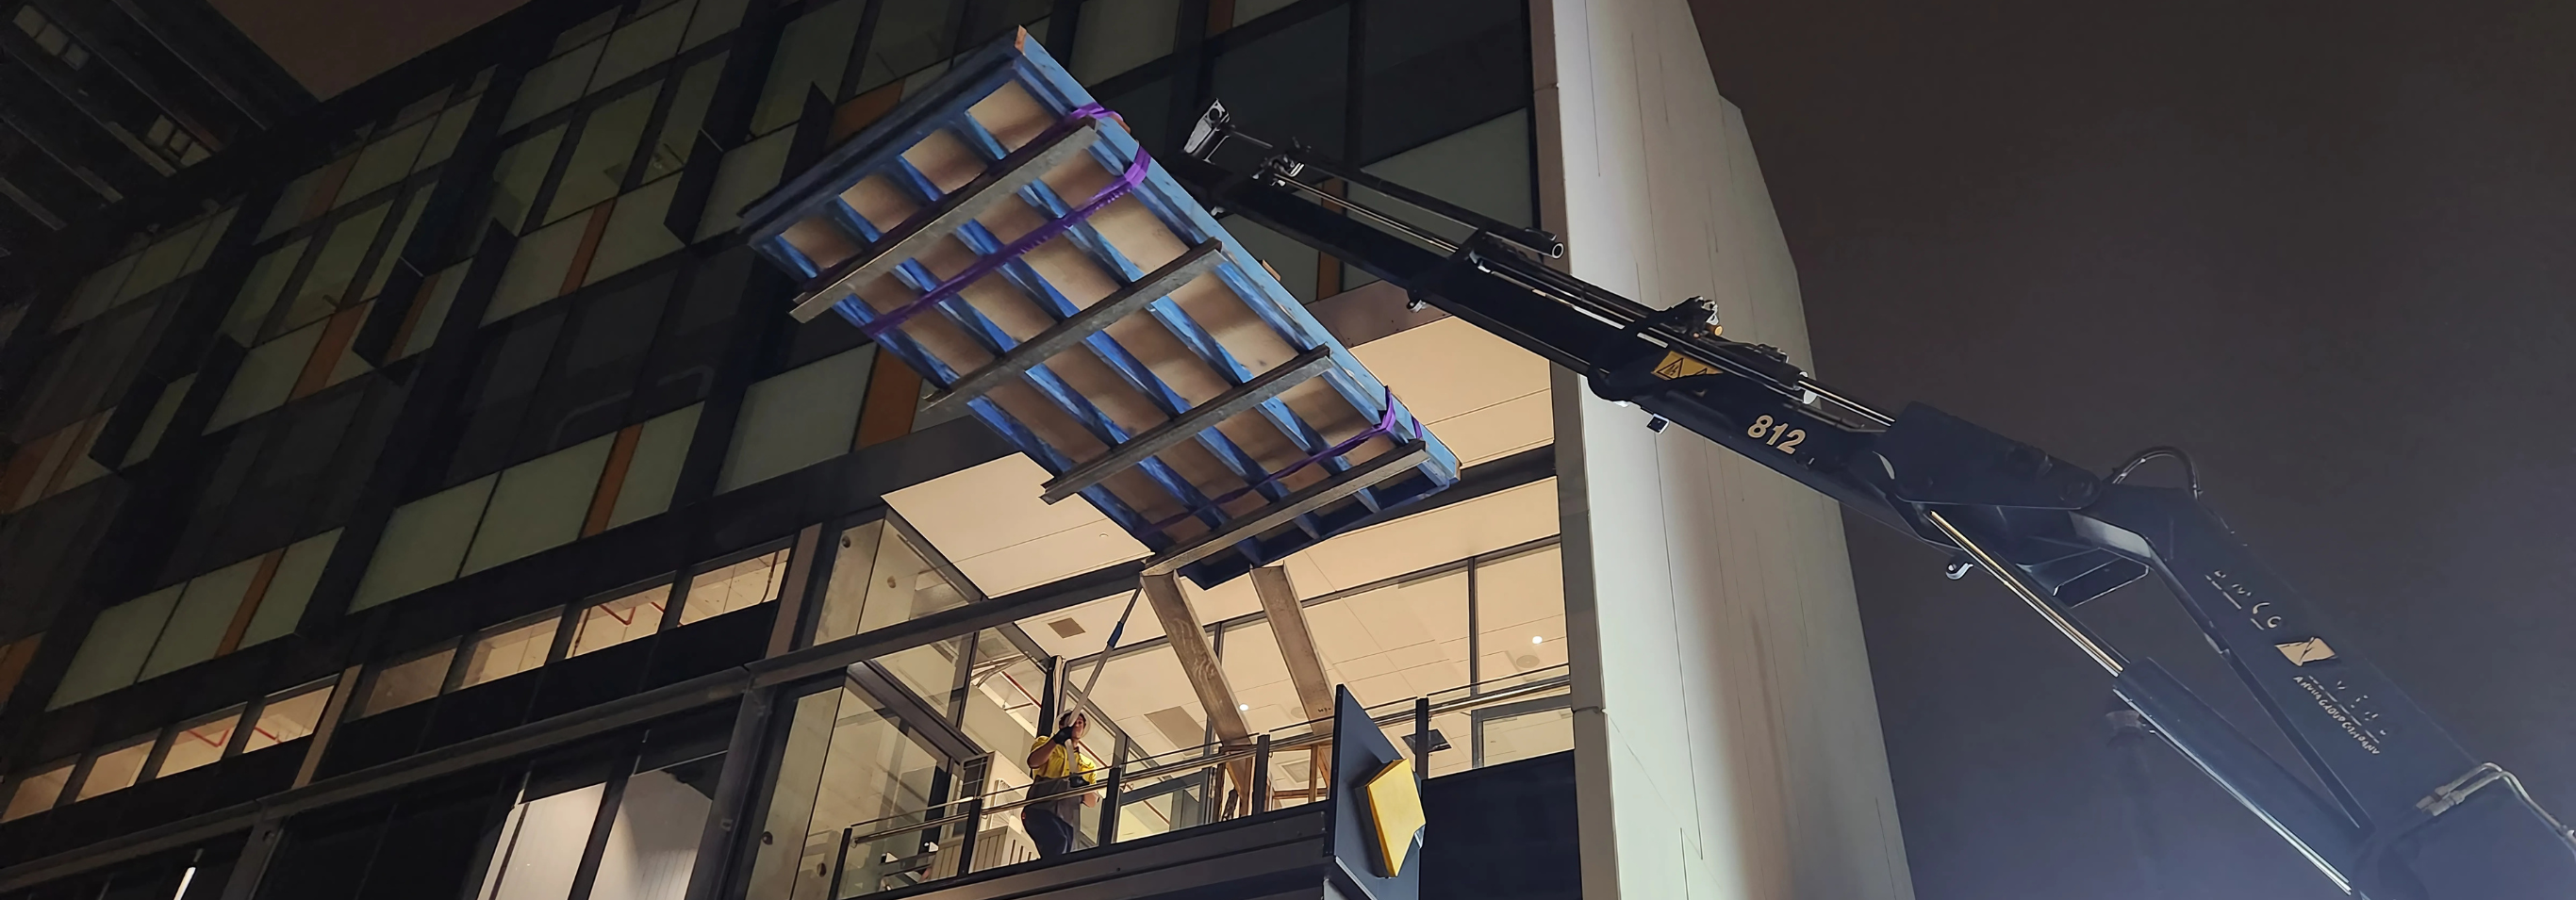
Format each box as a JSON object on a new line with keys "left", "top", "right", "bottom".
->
{"left": 857, "top": 104, "right": 1151, "bottom": 340}
{"left": 1143, "top": 388, "right": 1411, "bottom": 535}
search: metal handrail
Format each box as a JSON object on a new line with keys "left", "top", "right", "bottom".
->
{"left": 833, "top": 670, "right": 1573, "bottom": 848}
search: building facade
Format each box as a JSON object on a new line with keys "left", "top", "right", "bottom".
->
{"left": 0, "top": 0, "right": 310, "bottom": 260}
{"left": 0, "top": 1, "right": 1907, "bottom": 899}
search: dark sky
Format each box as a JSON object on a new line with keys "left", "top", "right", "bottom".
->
{"left": 1692, "top": 1, "right": 2576, "bottom": 897}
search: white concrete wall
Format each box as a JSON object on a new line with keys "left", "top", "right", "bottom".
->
{"left": 1532, "top": 1, "right": 1915, "bottom": 898}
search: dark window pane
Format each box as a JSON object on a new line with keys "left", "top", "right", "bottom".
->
{"left": 258, "top": 804, "right": 387, "bottom": 900}
{"left": 442, "top": 309, "right": 567, "bottom": 484}
{"left": 636, "top": 251, "right": 751, "bottom": 417}
{"left": 224, "top": 386, "right": 365, "bottom": 559}
{"left": 1098, "top": 74, "right": 1173, "bottom": 154}
{"left": 1359, "top": 0, "right": 1528, "bottom": 161}
{"left": 360, "top": 783, "right": 501, "bottom": 900}
{"left": 163, "top": 422, "right": 273, "bottom": 581}
{"left": 1212, "top": 8, "right": 1347, "bottom": 155}
{"left": 963, "top": 0, "right": 1049, "bottom": 45}
{"left": 519, "top": 270, "right": 675, "bottom": 455}
{"left": 855, "top": 0, "right": 960, "bottom": 94}
{"left": 311, "top": 379, "right": 411, "bottom": 530}
{"left": 8, "top": 298, "right": 168, "bottom": 442}
{"left": 774, "top": 307, "right": 865, "bottom": 374}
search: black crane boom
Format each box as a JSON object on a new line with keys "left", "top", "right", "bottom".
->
{"left": 1171, "top": 100, "right": 2576, "bottom": 900}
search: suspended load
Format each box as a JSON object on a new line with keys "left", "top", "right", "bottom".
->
{"left": 738, "top": 31, "right": 1459, "bottom": 588}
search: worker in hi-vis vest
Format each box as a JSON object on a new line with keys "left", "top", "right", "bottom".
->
{"left": 1022, "top": 711, "right": 1098, "bottom": 857}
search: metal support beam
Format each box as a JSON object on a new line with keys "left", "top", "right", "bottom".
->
{"left": 1138, "top": 573, "right": 1252, "bottom": 744}
{"left": 290, "top": 663, "right": 363, "bottom": 788}
{"left": 1041, "top": 346, "right": 1336, "bottom": 503}
{"left": 789, "top": 118, "right": 1105, "bottom": 322}
{"left": 1141, "top": 441, "right": 1431, "bottom": 577}
{"left": 1140, "top": 571, "right": 1264, "bottom": 821}
{"left": 1249, "top": 564, "right": 1340, "bottom": 817}
{"left": 922, "top": 239, "right": 1225, "bottom": 414}
{"left": 1249, "top": 566, "right": 1334, "bottom": 729}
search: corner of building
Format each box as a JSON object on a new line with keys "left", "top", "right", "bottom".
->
{"left": 1532, "top": 0, "right": 1916, "bottom": 897}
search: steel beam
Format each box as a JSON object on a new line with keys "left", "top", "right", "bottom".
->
{"left": 788, "top": 119, "right": 1104, "bottom": 322}
{"left": 921, "top": 239, "right": 1225, "bottom": 414}
{"left": 1141, "top": 441, "right": 1431, "bottom": 577}
{"left": 1040, "top": 346, "right": 1335, "bottom": 504}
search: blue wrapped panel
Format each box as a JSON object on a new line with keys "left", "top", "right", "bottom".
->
{"left": 739, "top": 31, "right": 1459, "bottom": 587}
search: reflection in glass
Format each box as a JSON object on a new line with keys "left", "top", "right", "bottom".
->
{"left": 592, "top": 758, "right": 717, "bottom": 900}
{"left": 571, "top": 584, "right": 670, "bottom": 656}
{"left": 1210, "top": 7, "right": 1348, "bottom": 155}
{"left": 746, "top": 687, "right": 942, "bottom": 900}
{"left": 356, "top": 646, "right": 455, "bottom": 716}
{"left": 489, "top": 125, "right": 569, "bottom": 232}
{"left": 643, "top": 55, "right": 727, "bottom": 182}
{"left": 1475, "top": 702, "right": 1572, "bottom": 768}
{"left": 876, "top": 637, "right": 965, "bottom": 721}
{"left": 225, "top": 237, "right": 307, "bottom": 342}
{"left": 853, "top": 0, "right": 956, "bottom": 95}
{"left": 813, "top": 520, "right": 968, "bottom": 645}
{"left": 551, "top": 84, "right": 662, "bottom": 221}
{"left": 475, "top": 783, "right": 607, "bottom": 900}
{"left": 457, "top": 614, "right": 563, "bottom": 689}
{"left": 960, "top": 631, "right": 1047, "bottom": 793}
{"left": 0, "top": 761, "right": 71, "bottom": 821}
{"left": 753, "top": 0, "right": 864, "bottom": 134}
{"left": 74, "top": 737, "right": 153, "bottom": 799}
{"left": 504, "top": 40, "right": 606, "bottom": 130}
{"left": 288, "top": 203, "right": 393, "bottom": 325}
{"left": 679, "top": 547, "right": 790, "bottom": 626}
{"left": 243, "top": 680, "right": 334, "bottom": 752}
{"left": 1357, "top": 0, "right": 1528, "bottom": 161}
{"left": 1068, "top": 0, "right": 1174, "bottom": 84}
{"left": 157, "top": 709, "right": 243, "bottom": 777}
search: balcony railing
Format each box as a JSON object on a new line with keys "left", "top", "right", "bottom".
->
{"left": 817, "top": 666, "right": 1574, "bottom": 897}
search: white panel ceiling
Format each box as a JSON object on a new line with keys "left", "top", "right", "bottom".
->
{"left": 1351, "top": 316, "right": 1551, "bottom": 466}
{"left": 884, "top": 455, "right": 1149, "bottom": 597}
{"left": 1275, "top": 477, "right": 1560, "bottom": 598}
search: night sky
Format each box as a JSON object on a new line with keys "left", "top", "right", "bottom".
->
{"left": 1694, "top": 1, "right": 2576, "bottom": 897}
{"left": 205, "top": 0, "right": 2576, "bottom": 896}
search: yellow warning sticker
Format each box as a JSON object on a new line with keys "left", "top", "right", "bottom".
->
{"left": 1651, "top": 352, "right": 1722, "bottom": 380}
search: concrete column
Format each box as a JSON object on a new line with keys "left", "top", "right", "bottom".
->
{"left": 1532, "top": 1, "right": 1915, "bottom": 898}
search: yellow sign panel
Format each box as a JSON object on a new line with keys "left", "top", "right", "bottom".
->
{"left": 1362, "top": 757, "right": 1426, "bottom": 877}
{"left": 2275, "top": 637, "right": 2338, "bottom": 666}
{"left": 1651, "top": 351, "right": 1721, "bottom": 380}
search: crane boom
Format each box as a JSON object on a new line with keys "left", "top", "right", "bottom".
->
{"left": 1170, "top": 101, "right": 2576, "bottom": 899}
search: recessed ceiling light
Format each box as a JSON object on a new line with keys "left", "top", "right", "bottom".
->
{"left": 1530, "top": 635, "right": 1544, "bottom": 645}
{"left": 1237, "top": 703, "right": 1250, "bottom": 712}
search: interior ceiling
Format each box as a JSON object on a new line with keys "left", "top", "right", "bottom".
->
{"left": 1347, "top": 313, "right": 1551, "bottom": 467}
{"left": 883, "top": 455, "right": 1149, "bottom": 598}
{"left": 210, "top": 0, "right": 533, "bottom": 97}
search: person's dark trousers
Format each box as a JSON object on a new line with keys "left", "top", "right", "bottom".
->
{"left": 1023, "top": 808, "right": 1077, "bottom": 857}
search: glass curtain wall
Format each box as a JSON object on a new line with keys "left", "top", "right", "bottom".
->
{"left": 751, "top": 508, "right": 1108, "bottom": 898}
{"left": 746, "top": 683, "right": 945, "bottom": 900}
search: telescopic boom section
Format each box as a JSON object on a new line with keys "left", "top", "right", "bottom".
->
{"left": 1170, "top": 102, "right": 2576, "bottom": 899}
